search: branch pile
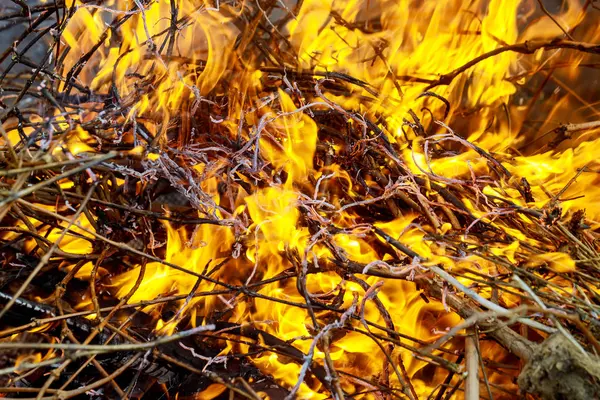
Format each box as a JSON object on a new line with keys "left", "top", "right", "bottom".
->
{"left": 1, "top": 1, "right": 600, "bottom": 399}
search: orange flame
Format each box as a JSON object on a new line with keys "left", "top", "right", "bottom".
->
{"left": 7, "top": 0, "right": 595, "bottom": 398}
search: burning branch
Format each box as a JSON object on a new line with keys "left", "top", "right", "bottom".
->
{"left": 1, "top": 0, "right": 600, "bottom": 399}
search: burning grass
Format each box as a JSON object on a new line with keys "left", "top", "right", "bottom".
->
{"left": 0, "top": 0, "right": 600, "bottom": 399}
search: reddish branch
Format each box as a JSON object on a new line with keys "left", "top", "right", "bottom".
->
{"left": 426, "top": 39, "right": 600, "bottom": 90}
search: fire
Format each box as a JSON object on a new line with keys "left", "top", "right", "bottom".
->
{"left": 9, "top": 336, "right": 57, "bottom": 375}
{"left": 2, "top": 0, "right": 600, "bottom": 398}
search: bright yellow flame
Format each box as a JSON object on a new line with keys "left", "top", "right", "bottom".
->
{"left": 41, "top": 0, "right": 600, "bottom": 397}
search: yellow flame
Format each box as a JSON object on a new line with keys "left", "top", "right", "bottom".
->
{"left": 527, "top": 252, "right": 576, "bottom": 273}
{"left": 42, "top": 0, "right": 600, "bottom": 397}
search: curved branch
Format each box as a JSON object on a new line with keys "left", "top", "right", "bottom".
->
{"left": 425, "top": 39, "right": 600, "bottom": 91}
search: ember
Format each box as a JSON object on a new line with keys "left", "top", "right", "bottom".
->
{"left": 0, "top": 0, "right": 599, "bottom": 399}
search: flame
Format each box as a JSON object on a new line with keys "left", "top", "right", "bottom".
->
{"left": 112, "top": 220, "right": 234, "bottom": 314}
{"left": 14, "top": 352, "right": 43, "bottom": 374}
{"left": 194, "top": 384, "right": 226, "bottom": 400}
{"left": 10, "top": 336, "right": 57, "bottom": 375}
{"left": 6, "top": 0, "right": 596, "bottom": 398}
